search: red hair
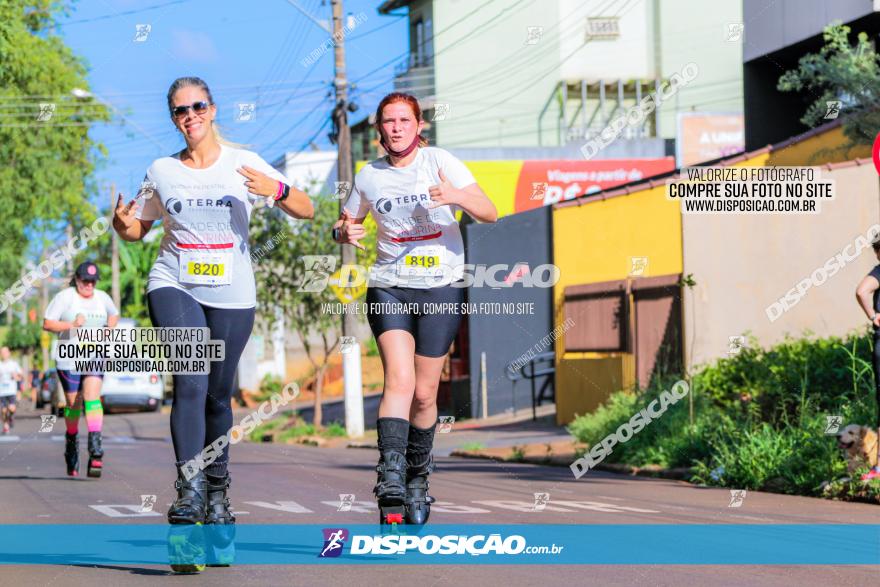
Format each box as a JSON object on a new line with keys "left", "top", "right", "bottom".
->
{"left": 374, "top": 92, "right": 429, "bottom": 148}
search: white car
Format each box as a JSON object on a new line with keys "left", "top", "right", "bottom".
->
{"left": 99, "top": 318, "right": 164, "bottom": 413}
{"left": 101, "top": 371, "right": 164, "bottom": 413}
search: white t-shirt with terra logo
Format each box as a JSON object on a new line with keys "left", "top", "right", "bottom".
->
{"left": 0, "top": 359, "right": 22, "bottom": 397}
{"left": 343, "top": 147, "right": 477, "bottom": 288}
{"left": 44, "top": 287, "right": 119, "bottom": 371}
{"left": 136, "top": 145, "right": 288, "bottom": 308}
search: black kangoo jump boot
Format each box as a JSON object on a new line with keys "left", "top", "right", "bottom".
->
{"left": 64, "top": 432, "right": 79, "bottom": 477}
{"left": 405, "top": 422, "right": 437, "bottom": 525}
{"left": 205, "top": 473, "right": 235, "bottom": 524}
{"left": 374, "top": 417, "right": 410, "bottom": 526}
{"left": 205, "top": 472, "right": 236, "bottom": 567}
{"left": 405, "top": 454, "right": 436, "bottom": 525}
{"left": 168, "top": 465, "right": 208, "bottom": 524}
{"left": 375, "top": 451, "right": 407, "bottom": 525}
{"left": 87, "top": 431, "right": 103, "bottom": 478}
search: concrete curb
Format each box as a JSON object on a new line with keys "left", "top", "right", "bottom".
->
{"left": 346, "top": 441, "right": 378, "bottom": 449}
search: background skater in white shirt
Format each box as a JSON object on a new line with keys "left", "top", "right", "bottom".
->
{"left": 0, "top": 346, "right": 23, "bottom": 435}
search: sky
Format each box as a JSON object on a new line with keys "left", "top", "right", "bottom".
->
{"left": 55, "top": 0, "right": 409, "bottom": 203}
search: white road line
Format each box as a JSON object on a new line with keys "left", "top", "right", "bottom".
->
{"left": 89, "top": 504, "right": 162, "bottom": 518}
{"left": 473, "top": 500, "right": 661, "bottom": 514}
{"left": 244, "top": 501, "right": 314, "bottom": 514}
{"left": 77, "top": 499, "right": 661, "bottom": 518}
{"left": 320, "top": 500, "right": 377, "bottom": 513}
{"left": 50, "top": 435, "right": 137, "bottom": 443}
{"left": 729, "top": 514, "right": 770, "bottom": 522}
{"left": 553, "top": 500, "right": 660, "bottom": 513}
{"left": 430, "top": 502, "right": 492, "bottom": 514}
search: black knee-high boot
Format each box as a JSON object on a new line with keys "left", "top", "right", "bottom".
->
{"left": 374, "top": 417, "right": 409, "bottom": 521}
{"left": 405, "top": 422, "right": 436, "bottom": 524}
{"left": 205, "top": 472, "right": 235, "bottom": 524}
{"left": 168, "top": 463, "right": 207, "bottom": 524}
{"left": 64, "top": 432, "right": 79, "bottom": 477}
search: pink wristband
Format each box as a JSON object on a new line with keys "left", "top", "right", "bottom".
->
{"left": 274, "top": 181, "right": 284, "bottom": 200}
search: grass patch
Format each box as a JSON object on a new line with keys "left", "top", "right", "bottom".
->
{"left": 567, "top": 331, "right": 880, "bottom": 500}
{"left": 507, "top": 445, "right": 525, "bottom": 462}
{"left": 248, "top": 411, "right": 347, "bottom": 443}
{"left": 248, "top": 415, "right": 289, "bottom": 442}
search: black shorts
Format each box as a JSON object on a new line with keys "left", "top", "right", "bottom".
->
{"left": 58, "top": 370, "right": 104, "bottom": 394}
{"left": 365, "top": 284, "right": 464, "bottom": 358}
{"left": 0, "top": 395, "right": 15, "bottom": 408}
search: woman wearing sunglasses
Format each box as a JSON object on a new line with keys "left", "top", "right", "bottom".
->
{"left": 334, "top": 92, "right": 497, "bottom": 525}
{"left": 113, "top": 76, "right": 313, "bottom": 570}
{"left": 43, "top": 261, "right": 119, "bottom": 478}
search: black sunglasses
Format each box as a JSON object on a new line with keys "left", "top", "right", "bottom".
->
{"left": 171, "top": 101, "right": 211, "bottom": 118}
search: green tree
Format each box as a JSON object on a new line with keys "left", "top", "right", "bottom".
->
{"left": 0, "top": 0, "right": 109, "bottom": 287}
{"left": 4, "top": 316, "right": 42, "bottom": 372}
{"left": 95, "top": 230, "right": 163, "bottom": 325}
{"left": 250, "top": 193, "right": 375, "bottom": 429}
{"left": 778, "top": 22, "right": 880, "bottom": 146}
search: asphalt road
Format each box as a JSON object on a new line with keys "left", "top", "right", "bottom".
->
{"left": 0, "top": 403, "right": 877, "bottom": 586}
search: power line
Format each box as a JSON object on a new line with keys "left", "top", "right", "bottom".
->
{"left": 349, "top": 0, "right": 511, "bottom": 88}
{"left": 0, "top": 80, "right": 329, "bottom": 102}
{"left": 260, "top": 104, "right": 333, "bottom": 156}
{"left": 351, "top": 0, "right": 611, "bottom": 97}
{"left": 255, "top": 0, "right": 319, "bottom": 101}
{"left": 347, "top": 14, "right": 407, "bottom": 41}
{"left": 431, "top": 0, "right": 624, "bottom": 99}
{"left": 444, "top": 0, "right": 645, "bottom": 125}
{"left": 246, "top": 0, "right": 328, "bottom": 143}
{"left": 58, "top": 0, "right": 193, "bottom": 26}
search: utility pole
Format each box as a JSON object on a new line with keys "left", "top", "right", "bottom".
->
{"left": 333, "top": 0, "right": 355, "bottom": 339}
{"left": 331, "top": 0, "right": 364, "bottom": 437}
{"left": 40, "top": 260, "right": 49, "bottom": 373}
{"left": 110, "top": 183, "right": 121, "bottom": 309}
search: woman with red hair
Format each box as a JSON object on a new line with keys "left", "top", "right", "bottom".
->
{"left": 333, "top": 92, "right": 497, "bottom": 525}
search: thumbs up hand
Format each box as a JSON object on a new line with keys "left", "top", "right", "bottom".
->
{"left": 428, "top": 168, "right": 461, "bottom": 209}
{"left": 333, "top": 210, "right": 366, "bottom": 250}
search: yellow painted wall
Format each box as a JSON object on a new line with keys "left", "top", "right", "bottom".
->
{"left": 553, "top": 186, "right": 684, "bottom": 289}
{"left": 466, "top": 161, "right": 522, "bottom": 219}
{"left": 552, "top": 186, "right": 683, "bottom": 424}
{"left": 556, "top": 355, "right": 635, "bottom": 425}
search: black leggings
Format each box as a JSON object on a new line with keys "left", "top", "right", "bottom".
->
{"left": 873, "top": 335, "right": 880, "bottom": 427}
{"left": 147, "top": 287, "right": 254, "bottom": 475}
